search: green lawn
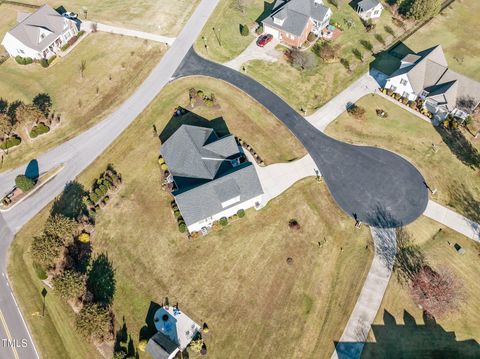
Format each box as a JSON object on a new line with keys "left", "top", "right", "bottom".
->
{"left": 325, "top": 94, "right": 480, "bottom": 222}
{"left": 0, "top": 6, "right": 165, "bottom": 171}
{"left": 18, "top": 0, "right": 199, "bottom": 36}
{"left": 9, "top": 77, "right": 372, "bottom": 359}
{"left": 404, "top": 0, "right": 480, "bottom": 81}
{"left": 242, "top": 3, "right": 409, "bottom": 114}
{"left": 194, "top": 0, "right": 272, "bottom": 63}
{"left": 363, "top": 216, "right": 480, "bottom": 358}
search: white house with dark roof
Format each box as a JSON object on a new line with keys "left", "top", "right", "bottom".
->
{"left": 385, "top": 45, "right": 480, "bottom": 120}
{"left": 161, "top": 124, "right": 264, "bottom": 233}
{"left": 1, "top": 4, "right": 78, "bottom": 60}
{"left": 262, "top": 0, "right": 332, "bottom": 47}
{"left": 146, "top": 306, "right": 200, "bottom": 359}
{"left": 356, "top": 0, "right": 383, "bottom": 20}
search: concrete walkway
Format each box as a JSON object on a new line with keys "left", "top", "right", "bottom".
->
{"left": 331, "top": 227, "right": 397, "bottom": 359}
{"left": 245, "top": 151, "right": 318, "bottom": 205}
{"left": 81, "top": 21, "right": 176, "bottom": 45}
{"left": 224, "top": 37, "right": 281, "bottom": 70}
{"left": 424, "top": 200, "right": 480, "bottom": 242}
{"left": 305, "top": 72, "right": 378, "bottom": 131}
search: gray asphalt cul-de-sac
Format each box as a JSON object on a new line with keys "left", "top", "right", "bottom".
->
{"left": 173, "top": 48, "right": 429, "bottom": 228}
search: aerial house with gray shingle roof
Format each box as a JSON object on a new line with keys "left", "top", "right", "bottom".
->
{"left": 161, "top": 124, "right": 264, "bottom": 233}
{"left": 384, "top": 45, "right": 480, "bottom": 121}
{"left": 356, "top": 0, "right": 384, "bottom": 20}
{"left": 1, "top": 4, "right": 78, "bottom": 60}
{"left": 262, "top": 0, "right": 332, "bottom": 47}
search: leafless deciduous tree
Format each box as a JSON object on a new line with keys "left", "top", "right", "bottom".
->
{"left": 232, "top": 0, "right": 247, "bottom": 15}
{"left": 289, "top": 49, "right": 316, "bottom": 71}
{"left": 410, "top": 265, "right": 465, "bottom": 318}
{"left": 79, "top": 60, "right": 87, "bottom": 79}
{"left": 456, "top": 95, "right": 477, "bottom": 113}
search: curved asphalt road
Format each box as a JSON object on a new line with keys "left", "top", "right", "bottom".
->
{"left": 173, "top": 48, "right": 429, "bottom": 228}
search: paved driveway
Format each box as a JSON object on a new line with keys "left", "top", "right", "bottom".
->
{"left": 224, "top": 37, "right": 281, "bottom": 70}
{"left": 174, "top": 48, "right": 429, "bottom": 228}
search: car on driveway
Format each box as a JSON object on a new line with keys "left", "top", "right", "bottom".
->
{"left": 256, "top": 34, "right": 273, "bottom": 47}
{"left": 63, "top": 11, "right": 78, "bottom": 20}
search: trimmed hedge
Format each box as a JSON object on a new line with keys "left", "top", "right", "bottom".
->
{"left": 30, "top": 123, "right": 50, "bottom": 138}
{"left": 237, "top": 209, "right": 245, "bottom": 218}
{"left": 0, "top": 135, "right": 21, "bottom": 149}
{"left": 15, "top": 56, "right": 33, "bottom": 65}
{"left": 15, "top": 174, "right": 35, "bottom": 192}
{"left": 48, "top": 55, "right": 57, "bottom": 65}
{"left": 40, "top": 58, "right": 49, "bottom": 68}
{"left": 219, "top": 217, "right": 228, "bottom": 226}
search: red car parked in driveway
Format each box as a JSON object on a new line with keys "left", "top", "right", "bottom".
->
{"left": 256, "top": 34, "right": 273, "bottom": 47}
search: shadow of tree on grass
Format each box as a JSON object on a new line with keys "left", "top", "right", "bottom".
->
{"left": 51, "top": 181, "right": 87, "bottom": 220}
{"left": 393, "top": 227, "right": 426, "bottom": 285}
{"left": 435, "top": 126, "right": 480, "bottom": 170}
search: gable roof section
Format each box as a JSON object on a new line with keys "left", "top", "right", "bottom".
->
{"left": 390, "top": 45, "right": 449, "bottom": 93}
{"left": 263, "top": 0, "right": 331, "bottom": 37}
{"left": 425, "top": 81, "right": 458, "bottom": 111}
{"left": 174, "top": 163, "right": 263, "bottom": 227}
{"left": 161, "top": 125, "right": 240, "bottom": 181}
{"left": 146, "top": 332, "right": 178, "bottom": 359}
{"left": 358, "top": 0, "right": 381, "bottom": 12}
{"left": 7, "top": 4, "right": 72, "bottom": 52}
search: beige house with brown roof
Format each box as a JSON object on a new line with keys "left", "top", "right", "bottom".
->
{"left": 385, "top": 45, "right": 480, "bottom": 120}
{"left": 1, "top": 4, "right": 78, "bottom": 60}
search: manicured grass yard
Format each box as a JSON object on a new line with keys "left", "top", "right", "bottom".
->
{"left": 363, "top": 216, "right": 480, "bottom": 357}
{"left": 325, "top": 94, "right": 480, "bottom": 221}
{"left": 0, "top": 6, "right": 165, "bottom": 170}
{"left": 9, "top": 77, "right": 372, "bottom": 359}
{"left": 24, "top": 0, "right": 199, "bottom": 36}
{"left": 194, "top": 0, "right": 272, "bottom": 63}
{"left": 404, "top": 0, "right": 480, "bottom": 81}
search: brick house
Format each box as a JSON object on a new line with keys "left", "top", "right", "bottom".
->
{"left": 262, "top": 0, "right": 332, "bottom": 47}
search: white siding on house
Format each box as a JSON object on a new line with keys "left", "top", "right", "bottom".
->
{"left": 187, "top": 195, "right": 263, "bottom": 232}
{"left": 1, "top": 32, "right": 41, "bottom": 59}
{"left": 385, "top": 75, "right": 417, "bottom": 101}
{"left": 263, "top": 25, "right": 280, "bottom": 38}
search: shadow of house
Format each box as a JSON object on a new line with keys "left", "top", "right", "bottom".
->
{"left": 255, "top": 1, "right": 276, "bottom": 24}
{"left": 25, "top": 159, "right": 39, "bottom": 181}
{"left": 371, "top": 42, "right": 414, "bottom": 77}
{"left": 139, "top": 301, "right": 162, "bottom": 341}
{"left": 159, "top": 109, "right": 230, "bottom": 144}
{"left": 334, "top": 310, "right": 480, "bottom": 359}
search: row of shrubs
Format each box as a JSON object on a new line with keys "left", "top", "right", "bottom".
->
{"left": 15, "top": 54, "right": 57, "bottom": 68}
{"left": 236, "top": 136, "right": 265, "bottom": 166}
{"left": 85, "top": 166, "right": 122, "bottom": 209}
{"left": 171, "top": 201, "right": 188, "bottom": 233}
{"left": 60, "top": 30, "right": 85, "bottom": 52}
{"left": 381, "top": 88, "right": 433, "bottom": 119}
{"left": 30, "top": 122, "right": 50, "bottom": 138}
{"left": 188, "top": 88, "right": 217, "bottom": 108}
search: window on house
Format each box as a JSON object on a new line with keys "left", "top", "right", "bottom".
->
{"left": 400, "top": 79, "right": 407, "bottom": 86}
{"left": 374, "top": 10, "right": 379, "bottom": 15}
{"left": 40, "top": 33, "right": 45, "bottom": 40}
{"left": 390, "top": 85, "right": 397, "bottom": 92}
{"left": 421, "top": 90, "right": 429, "bottom": 97}
{"left": 18, "top": 49, "right": 25, "bottom": 54}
